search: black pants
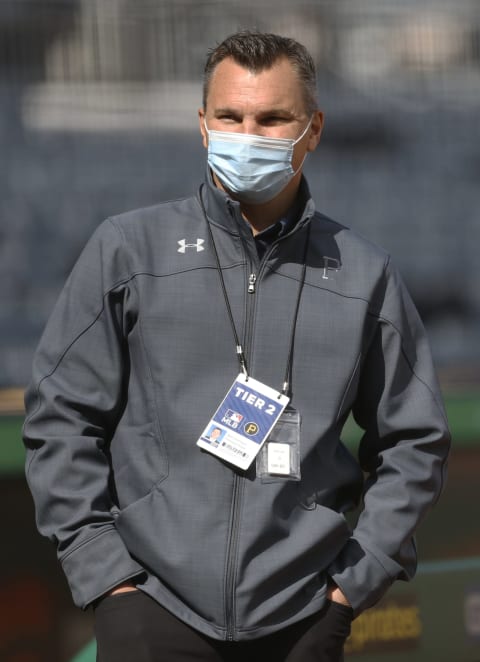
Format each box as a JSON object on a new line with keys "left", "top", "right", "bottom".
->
{"left": 94, "top": 590, "right": 353, "bottom": 662}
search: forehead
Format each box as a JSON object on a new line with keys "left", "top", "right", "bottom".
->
{"left": 206, "top": 56, "right": 306, "bottom": 114}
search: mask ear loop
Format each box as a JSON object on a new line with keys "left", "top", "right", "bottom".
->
{"left": 293, "top": 116, "right": 314, "bottom": 146}
{"left": 291, "top": 153, "right": 308, "bottom": 178}
{"left": 290, "top": 118, "right": 313, "bottom": 177}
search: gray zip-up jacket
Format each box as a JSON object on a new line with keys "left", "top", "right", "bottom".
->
{"left": 23, "top": 174, "right": 450, "bottom": 641}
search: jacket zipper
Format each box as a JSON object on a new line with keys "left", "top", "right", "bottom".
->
{"left": 224, "top": 204, "right": 254, "bottom": 641}
{"left": 223, "top": 210, "right": 301, "bottom": 640}
{"left": 225, "top": 474, "right": 243, "bottom": 640}
{"left": 247, "top": 235, "right": 289, "bottom": 295}
{"left": 225, "top": 260, "right": 267, "bottom": 638}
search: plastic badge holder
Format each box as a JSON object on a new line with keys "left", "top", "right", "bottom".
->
{"left": 256, "top": 406, "right": 301, "bottom": 482}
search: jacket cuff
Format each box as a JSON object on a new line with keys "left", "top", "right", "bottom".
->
{"left": 327, "top": 537, "right": 405, "bottom": 616}
{"left": 60, "top": 527, "right": 145, "bottom": 609}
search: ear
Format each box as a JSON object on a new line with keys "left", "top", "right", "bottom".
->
{"left": 198, "top": 109, "right": 208, "bottom": 149}
{"left": 306, "top": 110, "right": 324, "bottom": 153}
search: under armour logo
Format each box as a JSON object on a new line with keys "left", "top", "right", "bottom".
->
{"left": 322, "top": 257, "right": 341, "bottom": 280}
{"left": 177, "top": 238, "right": 205, "bottom": 253}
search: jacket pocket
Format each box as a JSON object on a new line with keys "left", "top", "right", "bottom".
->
{"left": 111, "top": 421, "right": 168, "bottom": 504}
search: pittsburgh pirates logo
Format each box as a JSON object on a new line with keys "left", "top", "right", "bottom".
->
{"left": 244, "top": 422, "right": 259, "bottom": 436}
{"left": 322, "top": 256, "right": 341, "bottom": 280}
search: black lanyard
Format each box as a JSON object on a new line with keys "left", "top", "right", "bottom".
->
{"left": 198, "top": 190, "right": 310, "bottom": 398}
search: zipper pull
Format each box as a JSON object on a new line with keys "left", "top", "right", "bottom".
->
{"left": 248, "top": 273, "right": 257, "bottom": 293}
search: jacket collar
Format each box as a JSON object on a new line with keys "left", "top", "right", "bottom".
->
{"left": 198, "top": 167, "right": 316, "bottom": 238}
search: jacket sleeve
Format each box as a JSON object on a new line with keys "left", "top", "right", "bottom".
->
{"left": 23, "top": 219, "right": 144, "bottom": 609}
{"left": 328, "top": 257, "right": 451, "bottom": 616}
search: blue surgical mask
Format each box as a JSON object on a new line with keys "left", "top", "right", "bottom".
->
{"left": 204, "top": 119, "right": 312, "bottom": 204}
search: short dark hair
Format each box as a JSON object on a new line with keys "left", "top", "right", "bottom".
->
{"left": 203, "top": 30, "right": 318, "bottom": 115}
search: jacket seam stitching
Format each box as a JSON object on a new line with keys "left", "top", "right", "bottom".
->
{"left": 336, "top": 352, "right": 362, "bottom": 424}
{"left": 370, "top": 313, "right": 451, "bottom": 501}
{"left": 374, "top": 312, "right": 450, "bottom": 426}
{"left": 129, "top": 263, "right": 244, "bottom": 279}
{"left": 59, "top": 526, "right": 117, "bottom": 563}
{"left": 23, "top": 272, "right": 134, "bottom": 433}
{"left": 112, "top": 218, "right": 170, "bottom": 487}
{"left": 138, "top": 317, "right": 170, "bottom": 486}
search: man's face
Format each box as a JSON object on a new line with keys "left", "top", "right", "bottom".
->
{"left": 199, "top": 56, "right": 323, "bottom": 177}
{"left": 210, "top": 428, "right": 221, "bottom": 440}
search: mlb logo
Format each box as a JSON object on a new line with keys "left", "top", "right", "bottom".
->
{"left": 222, "top": 409, "right": 243, "bottom": 429}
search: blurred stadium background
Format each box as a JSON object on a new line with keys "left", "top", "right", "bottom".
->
{"left": 0, "top": 0, "right": 479, "bottom": 660}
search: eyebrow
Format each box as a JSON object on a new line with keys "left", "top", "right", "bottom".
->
{"left": 213, "top": 107, "right": 240, "bottom": 117}
{"left": 213, "top": 107, "right": 294, "bottom": 118}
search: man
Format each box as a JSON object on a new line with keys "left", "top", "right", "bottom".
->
{"left": 23, "top": 31, "right": 450, "bottom": 662}
{"left": 205, "top": 426, "right": 224, "bottom": 446}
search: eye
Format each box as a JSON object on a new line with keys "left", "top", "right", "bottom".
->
{"left": 260, "top": 115, "right": 290, "bottom": 126}
{"left": 216, "top": 113, "right": 240, "bottom": 123}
